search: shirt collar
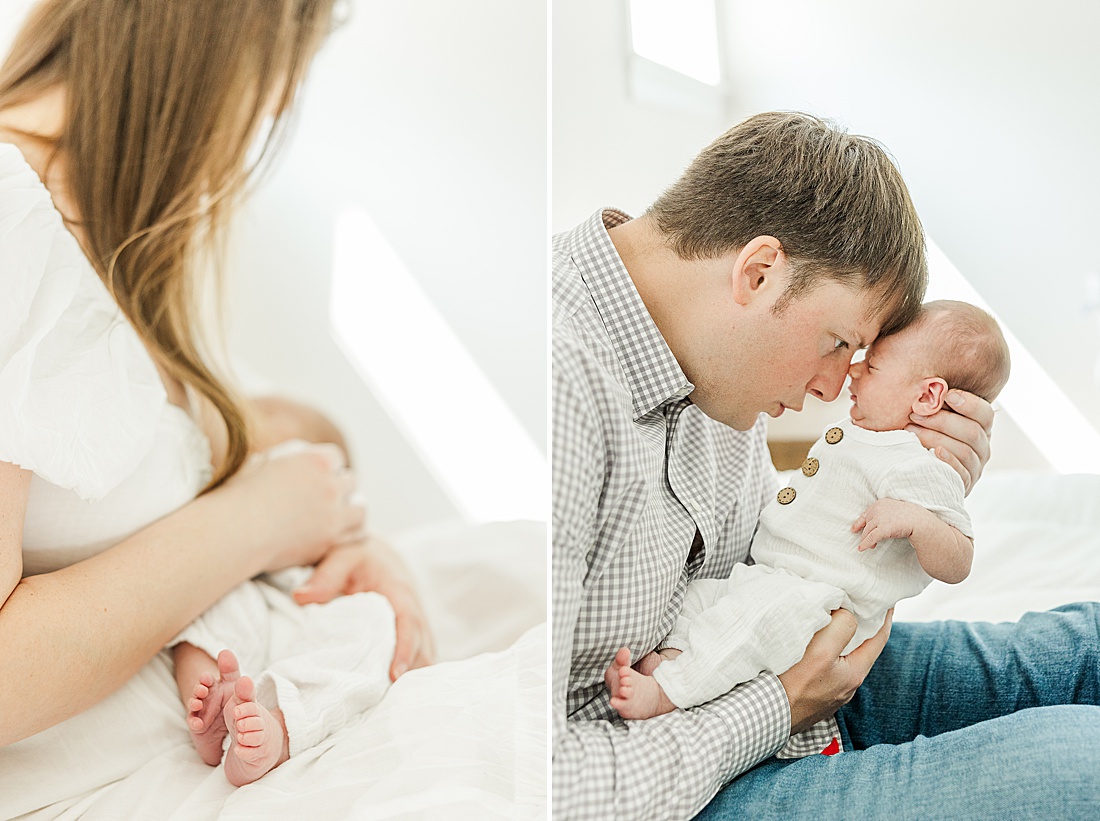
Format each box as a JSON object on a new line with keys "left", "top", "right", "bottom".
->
{"left": 571, "top": 209, "right": 693, "bottom": 419}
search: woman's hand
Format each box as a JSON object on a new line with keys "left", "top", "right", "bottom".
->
{"left": 293, "top": 534, "right": 436, "bottom": 680}
{"left": 906, "top": 389, "right": 994, "bottom": 495}
{"left": 221, "top": 442, "right": 366, "bottom": 574}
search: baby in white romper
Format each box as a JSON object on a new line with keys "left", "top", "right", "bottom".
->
{"left": 172, "top": 442, "right": 395, "bottom": 787}
{"left": 606, "top": 300, "right": 1010, "bottom": 756}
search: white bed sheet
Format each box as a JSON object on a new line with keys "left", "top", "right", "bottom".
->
{"left": 8, "top": 519, "right": 547, "bottom": 820}
{"left": 894, "top": 471, "right": 1100, "bottom": 624}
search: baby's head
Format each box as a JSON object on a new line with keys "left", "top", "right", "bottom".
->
{"left": 847, "top": 299, "right": 1011, "bottom": 432}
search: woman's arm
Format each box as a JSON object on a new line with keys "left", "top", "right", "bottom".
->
{"left": 0, "top": 449, "right": 363, "bottom": 748}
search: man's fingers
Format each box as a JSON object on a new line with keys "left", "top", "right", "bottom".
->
{"left": 907, "top": 424, "right": 979, "bottom": 494}
{"left": 845, "top": 609, "right": 893, "bottom": 677}
{"left": 910, "top": 395, "right": 992, "bottom": 466}
{"left": 808, "top": 609, "right": 858, "bottom": 658}
{"left": 934, "top": 445, "right": 974, "bottom": 493}
{"left": 945, "top": 389, "right": 995, "bottom": 435}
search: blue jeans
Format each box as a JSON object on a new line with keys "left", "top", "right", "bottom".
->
{"left": 696, "top": 603, "right": 1100, "bottom": 820}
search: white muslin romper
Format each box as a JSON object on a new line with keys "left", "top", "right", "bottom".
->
{"left": 652, "top": 419, "right": 971, "bottom": 754}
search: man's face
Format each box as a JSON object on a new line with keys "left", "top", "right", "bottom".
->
{"left": 687, "top": 269, "right": 884, "bottom": 430}
{"left": 846, "top": 325, "right": 928, "bottom": 432}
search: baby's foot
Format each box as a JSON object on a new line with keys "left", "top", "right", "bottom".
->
{"left": 186, "top": 649, "right": 241, "bottom": 766}
{"left": 222, "top": 674, "right": 289, "bottom": 787}
{"left": 607, "top": 648, "right": 677, "bottom": 720}
{"left": 604, "top": 646, "right": 633, "bottom": 696}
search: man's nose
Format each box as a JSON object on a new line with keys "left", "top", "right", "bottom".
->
{"left": 808, "top": 358, "right": 851, "bottom": 402}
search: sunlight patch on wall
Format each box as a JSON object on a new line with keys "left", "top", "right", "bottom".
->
{"left": 330, "top": 208, "right": 546, "bottom": 523}
{"left": 927, "top": 238, "right": 1100, "bottom": 474}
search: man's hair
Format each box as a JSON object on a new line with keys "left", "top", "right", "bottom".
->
{"left": 917, "top": 300, "right": 1011, "bottom": 402}
{"left": 647, "top": 111, "right": 927, "bottom": 336}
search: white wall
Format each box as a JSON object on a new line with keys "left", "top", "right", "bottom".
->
{"left": 229, "top": 0, "right": 548, "bottom": 531}
{"left": 553, "top": 0, "right": 1099, "bottom": 472}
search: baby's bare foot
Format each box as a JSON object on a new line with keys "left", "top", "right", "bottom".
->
{"left": 186, "top": 649, "right": 241, "bottom": 766}
{"left": 222, "top": 674, "right": 289, "bottom": 787}
{"left": 604, "top": 647, "right": 633, "bottom": 697}
{"left": 610, "top": 661, "right": 677, "bottom": 720}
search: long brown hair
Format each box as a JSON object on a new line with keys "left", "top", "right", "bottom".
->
{"left": 0, "top": 0, "right": 338, "bottom": 490}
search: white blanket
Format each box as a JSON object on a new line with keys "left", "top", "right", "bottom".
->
{"left": 895, "top": 471, "right": 1100, "bottom": 624}
{"left": 5, "top": 519, "right": 547, "bottom": 820}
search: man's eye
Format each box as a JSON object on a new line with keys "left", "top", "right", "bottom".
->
{"left": 834, "top": 338, "right": 849, "bottom": 350}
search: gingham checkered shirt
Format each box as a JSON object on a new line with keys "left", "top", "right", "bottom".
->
{"left": 553, "top": 210, "right": 808, "bottom": 820}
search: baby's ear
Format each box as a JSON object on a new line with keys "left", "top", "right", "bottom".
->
{"left": 912, "top": 377, "right": 948, "bottom": 415}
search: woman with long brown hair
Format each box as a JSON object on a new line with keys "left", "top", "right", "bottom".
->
{"left": 0, "top": 0, "right": 432, "bottom": 808}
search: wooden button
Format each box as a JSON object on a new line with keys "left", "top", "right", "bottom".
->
{"left": 825, "top": 427, "right": 844, "bottom": 444}
{"left": 777, "top": 487, "right": 796, "bottom": 505}
{"left": 801, "top": 457, "right": 819, "bottom": 477}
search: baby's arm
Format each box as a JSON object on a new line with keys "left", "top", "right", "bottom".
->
{"left": 853, "top": 499, "right": 973, "bottom": 584}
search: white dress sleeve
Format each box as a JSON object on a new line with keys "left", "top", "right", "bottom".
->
{"left": 0, "top": 144, "right": 165, "bottom": 501}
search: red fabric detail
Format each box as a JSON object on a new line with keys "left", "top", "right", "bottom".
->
{"left": 820, "top": 737, "right": 840, "bottom": 756}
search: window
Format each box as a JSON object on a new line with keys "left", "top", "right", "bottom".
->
{"left": 626, "top": 0, "right": 725, "bottom": 117}
{"left": 628, "top": 0, "right": 721, "bottom": 85}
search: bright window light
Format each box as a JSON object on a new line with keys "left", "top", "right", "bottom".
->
{"left": 927, "top": 238, "right": 1100, "bottom": 474}
{"left": 330, "top": 208, "right": 546, "bottom": 523}
{"left": 629, "top": 0, "right": 721, "bottom": 86}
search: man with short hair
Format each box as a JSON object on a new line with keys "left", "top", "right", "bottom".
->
{"left": 553, "top": 112, "right": 1100, "bottom": 820}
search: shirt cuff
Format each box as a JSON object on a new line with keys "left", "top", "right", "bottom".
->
{"left": 775, "top": 716, "right": 843, "bottom": 759}
{"left": 708, "top": 672, "right": 792, "bottom": 768}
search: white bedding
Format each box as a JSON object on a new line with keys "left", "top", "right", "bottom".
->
{"left": 894, "top": 471, "right": 1100, "bottom": 624}
{"left": 6, "top": 519, "right": 547, "bottom": 820}
{"left": 9, "top": 470, "right": 1098, "bottom": 818}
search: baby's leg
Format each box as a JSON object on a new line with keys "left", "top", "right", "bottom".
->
{"left": 605, "top": 647, "right": 677, "bottom": 720}
{"left": 174, "top": 644, "right": 240, "bottom": 766}
{"left": 222, "top": 674, "right": 290, "bottom": 787}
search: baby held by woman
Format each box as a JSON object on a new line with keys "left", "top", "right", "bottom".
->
{"left": 606, "top": 300, "right": 1011, "bottom": 755}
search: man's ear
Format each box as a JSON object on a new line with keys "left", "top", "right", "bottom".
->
{"left": 912, "top": 377, "right": 948, "bottom": 415}
{"left": 730, "top": 236, "right": 785, "bottom": 306}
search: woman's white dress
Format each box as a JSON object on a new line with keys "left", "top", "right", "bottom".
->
{"left": 0, "top": 143, "right": 545, "bottom": 819}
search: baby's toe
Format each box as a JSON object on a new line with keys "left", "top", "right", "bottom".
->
{"left": 234, "top": 701, "right": 261, "bottom": 720}
{"left": 236, "top": 715, "right": 265, "bottom": 734}
{"left": 236, "top": 729, "right": 265, "bottom": 749}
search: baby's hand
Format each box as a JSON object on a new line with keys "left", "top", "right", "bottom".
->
{"left": 852, "top": 499, "right": 921, "bottom": 551}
